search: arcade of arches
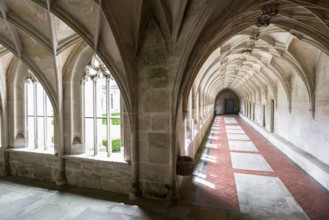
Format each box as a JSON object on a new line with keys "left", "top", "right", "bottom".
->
{"left": 0, "top": 0, "right": 329, "bottom": 218}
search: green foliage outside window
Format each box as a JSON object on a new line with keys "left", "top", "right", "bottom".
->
{"left": 102, "top": 139, "right": 106, "bottom": 147}
{"left": 102, "top": 116, "right": 107, "bottom": 124}
{"left": 112, "top": 139, "right": 121, "bottom": 151}
{"left": 102, "top": 113, "right": 120, "bottom": 125}
{"left": 111, "top": 119, "right": 120, "bottom": 125}
{"left": 102, "top": 139, "right": 121, "bottom": 152}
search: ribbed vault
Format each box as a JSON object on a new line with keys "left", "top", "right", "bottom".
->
{"left": 184, "top": 0, "right": 329, "bottom": 118}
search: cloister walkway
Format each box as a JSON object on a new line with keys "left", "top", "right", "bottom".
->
{"left": 191, "top": 115, "right": 329, "bottom": 220}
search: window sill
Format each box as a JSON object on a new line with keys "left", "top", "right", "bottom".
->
{"left": 1, "top": 148, "right": 127, "bottom": 164}
{"left": 63, "top": 152, "right": 127, "bottom": 164}
{"left": 4, "top": 147, "right": 55, "bottom": 156}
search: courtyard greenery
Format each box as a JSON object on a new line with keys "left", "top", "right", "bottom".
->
{"left": 102, "top": 112, "right": 120, "bottom": 125}
{"left": 102, "top": 139, "right": 121, "bottom": 152}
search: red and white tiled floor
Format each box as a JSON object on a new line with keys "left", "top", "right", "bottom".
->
{"left": 193, "top": 115, "right": 329, "bottom": 220}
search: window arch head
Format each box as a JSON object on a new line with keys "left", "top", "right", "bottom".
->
{"left": 83, "top": 55, "right": 113, "bottom": 81}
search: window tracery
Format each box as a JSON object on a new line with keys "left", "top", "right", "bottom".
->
{"left": 82, "top": 55, "right": 121, "bottom": 157}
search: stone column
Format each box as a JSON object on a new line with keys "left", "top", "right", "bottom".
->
{"left": 1, "top": 110, "right": 10, "bottom": 176}
{"left": 129, "top": 111, "right": 141, "bottom": 199}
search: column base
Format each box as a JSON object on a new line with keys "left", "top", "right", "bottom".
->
{"left": 2, "top": 151, "right": 10, "bottom": 176}
{"left": 1, "top": 167, "right": 10, "bottom": 176}
{"left": 129, "top": 183, "right": 141, "bottom": 200}
{"left": 56, "top": 169, "right": 67, "bottom": 186}
{"left": 56, "top": 177, "right": 67, "bottom": 186}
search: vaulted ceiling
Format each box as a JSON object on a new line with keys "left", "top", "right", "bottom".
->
{"left": 182, "top": 0, "right": 329, "bottom": 113}
{"left": 0, "top": 0, "right": 328, "bottom": 116}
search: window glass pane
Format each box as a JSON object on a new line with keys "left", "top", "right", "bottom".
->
{"left": 111, "top": 119, "right": 121, "bottom": 152}
{"left": 84, "top": 80, "right": 94, "bottom": 117}
{"left": 110, "top": 80, "right": 120, "bottom": 114}
{"left": 27, "top": 116, "right": 34, "bottom": 148}
{"left": 27, "top": 83, "right": 34, "bottom": 116}
{"left": 25, "top": 79, "right": 54, "bottom": 151}
{"left": 85, "top": 118, "right": 94, "bottom": 154}
{"left": 97, "top": 77, "right": 107, "bottom": 117}
{"left": 97, "top": 119, "right": 107, "bottom": 152}
{"left": 47, "top": 117, "right": 54, "bottom": 148}
{"left": 47, "top": 96, "right": 53, "bottom": 117}
{"left": 36, "top": 83, "right": 44, "bottom": 116}
{"left": 37, "top": 117, "right": 44, "bottom": 147}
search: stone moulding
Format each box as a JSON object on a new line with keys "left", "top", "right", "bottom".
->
{"left": 255, "top": 8, "right": 278, "bottom": 27}
{"left": 250, "top": 32, "right": 260, "bottom": 41}
{"left": 176, "top": 156, "right": 194, "bottom": 176}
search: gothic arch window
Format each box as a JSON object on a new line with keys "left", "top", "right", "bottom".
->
{"left": 82, "top": 55, "right": 121, "bottom": 157}
{"left": 25, "top": 71, "right": 54, "bottom": 151}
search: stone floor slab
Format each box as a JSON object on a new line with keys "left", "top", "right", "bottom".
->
{"left": 224, "top": 118, "right": 238, "bottom": 124}
{"left": 231, "top": 152, "right": 273, "bottom": 172}
{"left": 228, "top": 140, "right": 258, "bottom": 152}
{"left": 226, "top": 129, "right": 245, "bottom": 134}
{"left": 225, "top": 125, "right": 241, "bottom": 130}
{"left": 234, "top": 173, "right": 309, "bottom": 219}
{"left": 227, "top": 134, "right": 250, "bottom": 141}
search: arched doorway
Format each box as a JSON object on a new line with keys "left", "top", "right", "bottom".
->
{"left": 214, "top": 89, "right": 240, "bottom": 115}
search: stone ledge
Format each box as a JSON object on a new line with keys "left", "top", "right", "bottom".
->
{"left": 240, "top": 114, "right": 329, "bottom": 191}
{"left": 63, "top": 153, "right": 127, "bottom": 164}
{"left": 3, "top": 148, "right": 56, "bottom": 157}
{"left": 2, "top": 149, "right": 127, "bottom": 165}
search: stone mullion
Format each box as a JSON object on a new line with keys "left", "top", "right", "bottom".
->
{"left": 184, "top": 115, "right": 188, "bottom": 154}
{"left": 43, "top": 88, "right": 47, "bottom": 150}
{"left": 25, "top": 84, "right": 28, "bottom": 140}
{"left": 33, "top": 83, "right": 38, "bottom": 149}
{"left": 106, "top": 78, "right": 112, "bottom": 157}
{"left": 81, "top": 82, "right": 85, "bottom": 152}
{"left": 93, "top": 78, "right": 98, "bottom": 155}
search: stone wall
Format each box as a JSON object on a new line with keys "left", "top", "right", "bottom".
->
{"left": 243, "top": 52, "right": 329, "bottom": 166}
{"left": 274, "top": 55, "right": 329, "bottom": 165}
{"left": 65, "top": 158, "right": 131, "bottom": 194}
{"left": 8, "top": 151, "right": 58, "bottom": 182}
{"left": 1, "top": 150, "right": 131, "bottom": 195}
{"left": 0, "top": 150, "right": 4, "bottom": 176}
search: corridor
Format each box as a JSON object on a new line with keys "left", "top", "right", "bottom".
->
{"left": 193, "top": 115, "right": 329, "bottom": 219}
